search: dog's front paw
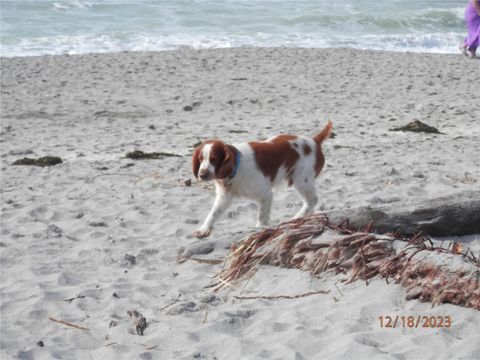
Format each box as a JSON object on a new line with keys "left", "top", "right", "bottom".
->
{"left": 193, "top": 228, "right": 212, "bottom": 238}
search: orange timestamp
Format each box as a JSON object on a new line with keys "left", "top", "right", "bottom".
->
{"left": 378, "top": 315, "right": 452, "bottom": 328}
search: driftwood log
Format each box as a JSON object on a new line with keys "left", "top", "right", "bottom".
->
{"left": 327, "top": 191, "right": 480, "bottom": 236}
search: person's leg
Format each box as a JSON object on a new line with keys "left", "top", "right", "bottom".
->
{"left": 466, "top": 45, "right": 477, "bottom": 57}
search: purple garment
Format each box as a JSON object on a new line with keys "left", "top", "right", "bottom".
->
{"left": 464, "top": 1, "right": 480, "bottom": 51}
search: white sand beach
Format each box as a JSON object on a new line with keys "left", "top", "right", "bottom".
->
{"left": 1, "top": 48, "right": 480, "bottom": 359}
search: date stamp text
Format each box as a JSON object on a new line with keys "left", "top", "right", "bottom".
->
{"left": 378, "top": 315, "right": 452, "bottom": 328}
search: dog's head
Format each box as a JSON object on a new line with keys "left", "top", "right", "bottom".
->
{"left": 192, "top": 140, "right": 236, "bottom": 181}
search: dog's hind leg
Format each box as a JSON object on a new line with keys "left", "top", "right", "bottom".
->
{"left": 292, "top": 180, "right": 318, "bottom": 219}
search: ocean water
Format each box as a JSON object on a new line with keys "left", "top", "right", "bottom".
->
{"left": 0, "top": 0, "right": 467, "bottom": 57}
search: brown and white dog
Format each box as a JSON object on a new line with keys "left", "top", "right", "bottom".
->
{"left": 192, "top": 121, "right": 333, "bottom": 238}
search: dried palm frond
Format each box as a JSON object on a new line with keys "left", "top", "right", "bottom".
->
{"left": 215, "top": 214, "right": 480, "bottom": 310}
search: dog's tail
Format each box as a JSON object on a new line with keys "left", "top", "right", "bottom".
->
{"left": 313, "top": 120, "right": 333, "bottom": 144}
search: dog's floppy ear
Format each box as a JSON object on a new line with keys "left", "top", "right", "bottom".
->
{"left": 215, "top": 144, "right": 236, "bottom": 179}
{"left": 192, "top": 145, "right": 202, "bottom": 179}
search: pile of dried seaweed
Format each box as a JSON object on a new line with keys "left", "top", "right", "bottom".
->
{"left": 216, "top": 214, "right": 480, "bottom": 310}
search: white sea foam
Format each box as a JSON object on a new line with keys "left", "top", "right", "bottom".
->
{"left": 0, "top": 31, "right": 465, "bottom": 58}
{"left": 52, "top": 1, "right": 92, "bottom": 11}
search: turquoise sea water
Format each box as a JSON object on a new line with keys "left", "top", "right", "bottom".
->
{"left": 0, "top": 0, "right": 467, "bottom": 57}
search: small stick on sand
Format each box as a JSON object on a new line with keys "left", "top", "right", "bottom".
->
{"left": 135, "top": 171, "right": 163, "bottom": 184}
{"left": 92, "top": 173, "right": 137, "bottom": 181}
{"left": 158, "top": 299, "right": 181, "bottom": 312}
{"left": 234, "top": 289, "right": 330, "bottom": 301}
{"left": 135, "top": 343, "right": 160, "bottom": 350}
{"left": 146, "top": 345, "right": 160, "bottom": 350}
{"left": 0, "top": 187, "right": 17, "bottom": 193}
{"left": 177, "top": 256, "right": 223, "bottom": 265}
{"left": 49, "top": 317, "right": 90, "bottom": 331}
{"left": 63, "top": 294, "right": 85, "bottom": 303}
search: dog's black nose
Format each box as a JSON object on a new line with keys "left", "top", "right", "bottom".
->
{"left": 199, "top": 172, "right": 212, "bottom": 181}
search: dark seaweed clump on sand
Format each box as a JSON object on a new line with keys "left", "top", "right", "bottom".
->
{"left": 390, "top": 120, "right": 443, "bottom": 134}
{"left": 12, "top": 156, "right": 62, "bottom": 167}
{"left": 125, "top": 150, "right": 181, "bottom": 160}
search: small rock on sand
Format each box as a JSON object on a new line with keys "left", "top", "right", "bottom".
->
{"left": 180, "top": 241, "right": 215, "bottom": 257}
